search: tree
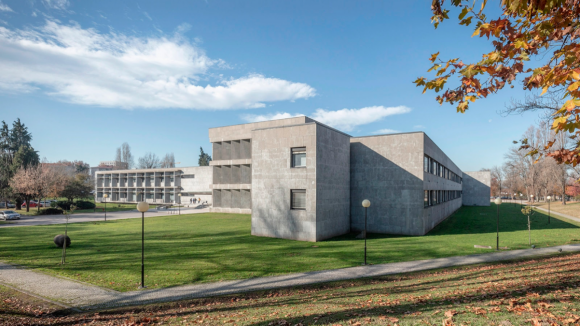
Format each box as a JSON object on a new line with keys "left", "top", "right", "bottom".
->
{"left": 60, "top": 174, "right": 93, "bottom": 203}
{"left": 115, "top": 142, "right": 134, "bottom": 169}
{"left": 0, "top": 119, "right": 34, "bottom": 208}
{"left": 491, "top": 166, "right": 504, "bottom": 197}
{"left": 137, "top": 152, "right": 160, "bottom": 169}
{"left": 9, "top": 166, "right": 41, "bottom": 212}
{"left": 11, "top": 145, "right": 39, "bottom": 174}
{"left": 75, "top": 161, "right": 89, "bottom": 174}
{"left": 416, "top": 1, "right": 580, "bottom": 167}
{"left": 160, "top": 153, "right": 175, "bottom": 168}
{"left": 198, "top": 147, "right": 212, "bottom": 166}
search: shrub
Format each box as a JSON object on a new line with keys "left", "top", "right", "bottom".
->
{"left": 50, "top": 201, "right": 57, "bottom": 208}
{"left": 54, "top": 234, "right": 71, "bottom": 248}
{"left": 56, "top": 201, "right": 71, "bottom": 210}
{"left": 74, "top": 200, "right": 96, "bottom": 210}
{"left": 40, "top": 208, "right": 63, "bottom": 215}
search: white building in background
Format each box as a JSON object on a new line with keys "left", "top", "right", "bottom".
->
{"left": 95, "top": 166, "right": 212, "bottom": 205}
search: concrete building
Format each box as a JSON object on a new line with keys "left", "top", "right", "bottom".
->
{"left": 95, "top": 166, "right": 212, "bottom": 205}
{"left": 208, "top": 116, "right": 490, "bottom": 241}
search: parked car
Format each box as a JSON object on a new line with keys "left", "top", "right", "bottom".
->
{"left": 0, "top": 202, "right": 16, "bottom": 208}
{"left": 0, "top": 210, "right": 20, "bottom": 220}
{"left": 22, "top": 201, "right": 43, "bottom": 208}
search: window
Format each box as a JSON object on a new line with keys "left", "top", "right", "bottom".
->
{"left": 424, "top": 156, "right": 429, "bottom": 173}
{"left": 291, "top": 190, "right": 306, "bottom": 209}
{"left": 181, "top": 174, "right": 195, "bottom": 179}
{"left": 432, "top": 160, "right": 436, "bottom": 175}
{"left": 431, "top": 190, "right": 437, "bottom": 205}
{"left": 424, "top": 190, "right": 429, "bottom": 207}
{"left": 291, "top": 147, "right": 306, "bottom": 168}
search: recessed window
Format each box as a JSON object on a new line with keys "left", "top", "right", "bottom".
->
{"left": 424, "top": 190, "right": 429, "bottom": 207}
{"left": 291, "top": 189, "right": 306, "bottom": 210}
{"left": 291, "top": 147, "right": 306, "bottom": 168}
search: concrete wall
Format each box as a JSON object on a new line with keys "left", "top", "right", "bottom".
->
{"left": 180, "top": 166, "right": 213, "bottom": 204}
{"left": 315, "top": 124, "right": 351, "bottom": 240}
{"left": 463, "top": 171, "right": 491, "bottom": 206}
{"left": 209, "top": 116, "right": 315, "bottom": 142}
{"left": 422, "top": 134, "right": 463, "bottom": 232}
{"left": 350, "top": 132, "right": 424, "bottom": 235}
{"left": 251, "top": 123, "right": 318, "bottom": 241}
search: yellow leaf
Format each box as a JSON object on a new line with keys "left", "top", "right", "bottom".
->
{"left": 573, "top": 71, "right": 580, "bottom": 80}
{"left": 568, "top": 81, "right": 580, "bottom": 92}
{"left": 541, "top": 87, "right": 548, "bottom": 95}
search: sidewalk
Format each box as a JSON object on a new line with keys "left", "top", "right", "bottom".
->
{"left": 0, "top": 206, "right": 210, "bottom": 228}
{"left": 0, "top": 243, "right": 577, "bottom": 311}
{"left": 533, "top": 206, "right": 580, "bottom": 223}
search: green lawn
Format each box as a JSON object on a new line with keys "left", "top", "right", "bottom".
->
{"left": 0, "top": 203, "right": 578, "bottom": 292}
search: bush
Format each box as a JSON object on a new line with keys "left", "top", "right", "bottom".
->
{"left": 40, "top": 208, "right": 63, "bottom": 215}
{"left": 50, "top": 201, "right": 57, "bottom": 208}
{"left": 56, "top": 201, "right": 71, "bottom": 210}
{"left": 54, "top": 234, "right": 71, "bottom": 248}
{"left": 74, "top": 200, "right": 96, "bottom": 210}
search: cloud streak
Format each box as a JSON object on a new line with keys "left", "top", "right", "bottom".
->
{"left": 0, "top": 1, "right": 13, "bottom": 12}
{"left": 0, "top": 21, "right": 316, "bottom": 109}
{"left": 241, "top": 105, "right": 411, "bottom": 132}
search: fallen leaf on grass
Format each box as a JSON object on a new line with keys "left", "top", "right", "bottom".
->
{"left": 444, "top": 310, "right": 458, "bottom": 318}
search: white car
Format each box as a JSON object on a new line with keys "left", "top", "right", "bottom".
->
{"left": 0, "top": 210, "right": 21, "bottom": 220}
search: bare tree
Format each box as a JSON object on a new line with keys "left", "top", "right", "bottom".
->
{"left": 490, "top": 166, "right": 504, "bottom": 197}
{"left": 137, "top": 152, "right": 160, "bottom": 169}
{"left": 115, "top": 142, "right": 134, "bottom": 169}
{"left": 160, "top": 153, "right": 175, "bottom": 168}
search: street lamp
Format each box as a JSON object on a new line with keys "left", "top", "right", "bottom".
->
{"left": 513, "top": 193, "right": 516, "bottom": 207}
{"left": 494, "top": 197, "right": 502, "bottom": 251}
{"left": 178, "top": 193, "right": 181, "bottom": 215}
{"left": 519, "top": 193, "right": 523, "bottom": 209}
{"left": 530, "top": 194, "right": 534, "bottom": 204}
{"left": 103, "top": 194, "right": 108, "bottom": 222}
{"left": 547, "top": 195, "right": 551, "bottom": 224}
{"left": 362, "top": 199, "right": 371, "bottom": 265}
{"left": 136, "top": 201, "right": 149, "bottom": 289}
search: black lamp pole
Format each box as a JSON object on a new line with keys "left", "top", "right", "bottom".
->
{"left": 141, "top": 210, "right": 145, "bottom": 288}
{"left": 548, "top": 198, "right": 551, "bottom": 224}
{"left": 496, "top": 203, "right": 499, "bottom": 251}
{"left": 364, "top": 206, "right": 367, "bottom": 265}
{"left": 104, "top": 198, "right": 107, "bottom": 222}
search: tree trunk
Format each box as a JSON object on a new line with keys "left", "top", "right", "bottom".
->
{"left": 25, "top": 198, "right": 30, "bottom": 212}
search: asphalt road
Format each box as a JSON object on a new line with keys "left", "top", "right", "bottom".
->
{"left": 0, "top": 206, "right": 210, "bottom": 228}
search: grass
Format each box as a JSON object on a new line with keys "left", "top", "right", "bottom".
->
{"left": 4, "top": 253, "right": 580, "bottom": 325}
{"left": 0, "top": 203, "right": 579, "bottom": 292}
{"left": 533, "top": 200, "right": 580, "bottom": 219}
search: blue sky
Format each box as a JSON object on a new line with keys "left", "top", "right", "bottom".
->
{"left": 0, "top": 0, "right": 541, "bottom": 170}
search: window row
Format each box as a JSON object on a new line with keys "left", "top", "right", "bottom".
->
{"left": 424, "top": 190, "right": 462, "bottom": 207}
{"left": 424, "top": 155, "right": 462, "bottom": 184}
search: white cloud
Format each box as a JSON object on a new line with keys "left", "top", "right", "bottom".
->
{"left": 373, "top": 129, "right": 400, "bottom": 134}
{"left": 0, "top": 1, "right": 13, "bottom": 12}
{"left": 242, "top": 112, "right": 305, "bottom": 123}
{"left": 241, "top": 105, "right": 411, "bottom": 132}
{"left": 42, "top": 0, "right": 69, "bottom": 10}
{"left": 0, "top": 20, "right": 316, "bottom": 109}
{"left": 311, "top": 106, "right": 411, "bottom": 131}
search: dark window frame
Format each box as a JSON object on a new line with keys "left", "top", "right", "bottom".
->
{"left": 290, "top": 189, "right": 306, "bottom": 210}
{"left": 291, "top": 147, "right": 307, "bottom": 168}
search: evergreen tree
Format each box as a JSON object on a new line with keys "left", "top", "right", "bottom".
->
{"left": 198, "top": 147, "right": 212, "bottom": 166}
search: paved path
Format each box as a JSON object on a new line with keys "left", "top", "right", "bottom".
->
{"left": 0, "top": 206, "right": 210, "bottom": 228}
{"left": 0, "top": 244, "right": 577, "bottom": 311}
{"left": 533, "top": 206, "right": 580, "bottom": 223}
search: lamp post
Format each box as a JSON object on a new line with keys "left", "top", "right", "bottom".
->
{"left": 103, "top": 194, "right": 108, "bottom": 222}
{"left": 547, "top": 195, "right": 551, "bottom": 224}
{"left": 513, "top": 193, "right": 516, "bottom": 207}
{"left": 362, "top": 199, "right": 371, "bottom": 265}
{"left": 530, "top": 194, "right": 534, "bottom": 205}
{"left": 519, "top": 193, "right": 523, "bottom": 209}
{"left": 494, "top": 197, "right": 502, "bottom": 251}
{"left": 178, "top": 193, "right": 181, "bottom": 215}
{"left": 136, "top": 201, "right": 149, "bottom": 289}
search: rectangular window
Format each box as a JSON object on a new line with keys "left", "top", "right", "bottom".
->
{"left": 181, "top": 175, "right": 195, "bottom": 179}
{"left": 439, "top": 165, "right": 443, "bottom": 178}
{"left": 291, "top": 190, "right": 306, "bottom": 209}
{"left": 291, "top": 147, "right": 307, "bottom": 168}
{"left": 431, "top": 190, "right": 437, "bottom": 205}
{"left": 424, "top": 156, "right": 429, "bottom": 173}
{"left": 424, "top": 190, "right": 429, "bottom": 207}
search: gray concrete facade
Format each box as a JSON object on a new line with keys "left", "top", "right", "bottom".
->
{"left": 462, "top": 171, "right": 491, "bottom": 206}
{"left": 95, "top": 166, "right": 212, "bottom": 205}
{"left": 206, "top": 116, "right": 487, "bottom": 241}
